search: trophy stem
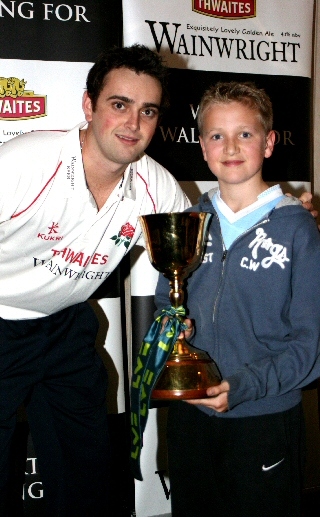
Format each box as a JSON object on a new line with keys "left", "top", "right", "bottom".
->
{"left": 169, "top": 276, "right": 184, "bottom": 308}
{"left": 171, "top": 337, "right": 191, "bottom": 356}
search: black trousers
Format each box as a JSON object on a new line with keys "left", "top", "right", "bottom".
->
{"left": 167, "top": 401, "right": 306, "bottom": 517}
{"left": 0, "top": 302, "right": 110, "bottom": 517}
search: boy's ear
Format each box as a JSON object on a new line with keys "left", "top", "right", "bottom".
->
{"left": 199, "top": 136, "right": 208, "bottom": 162}
{"left": 264, "top": 130, "right": 276, "bottom": 158}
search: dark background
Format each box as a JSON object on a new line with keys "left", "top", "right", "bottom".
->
{"left": 147, "top": 69, "right": 312, "bottom": 183}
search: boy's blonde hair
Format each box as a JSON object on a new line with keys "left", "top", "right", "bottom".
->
{"left": 197, "top": 81, "right": 273, "bottom": 136}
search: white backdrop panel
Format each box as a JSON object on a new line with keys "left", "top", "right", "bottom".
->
{"left": 123, "top": 0, "right": 313, "bottom": 77}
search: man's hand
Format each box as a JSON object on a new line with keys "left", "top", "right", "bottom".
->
{"left": 187, "top": 380, "right": 230, "bottom": 413}
{"left": 287, "top": 191, "right": 318, "bottom": 219}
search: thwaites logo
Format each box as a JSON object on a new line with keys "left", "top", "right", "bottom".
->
{"left": 0, "top": 77, "right": 47, "bottom": 120}
{"left": 192, "top": 0, "right": 256, "bottom": 19}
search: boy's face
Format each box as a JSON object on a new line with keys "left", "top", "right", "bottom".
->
{"left": 199, "top": 101, "right": 275, "bottom": 188}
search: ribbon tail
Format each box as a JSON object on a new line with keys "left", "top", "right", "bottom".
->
{"left": 130, "top": 306, "right": 186, "bottom": 480}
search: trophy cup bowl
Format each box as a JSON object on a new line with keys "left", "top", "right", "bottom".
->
{"left": 139, "top": 212, "right": 221, "bottom": 400}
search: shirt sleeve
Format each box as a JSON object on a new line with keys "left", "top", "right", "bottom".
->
{"left": 0, "top": 139, "right": 21, "bottom": 220}
{"left": 0, "top": 133, "right": 51, "bottom": 222}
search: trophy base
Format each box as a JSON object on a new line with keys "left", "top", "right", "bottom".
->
{"left": 152, "top": 387, "right": 210, "bottom": 400}
{"left": 151, "top": 340, "right": 221, "bottom": 400}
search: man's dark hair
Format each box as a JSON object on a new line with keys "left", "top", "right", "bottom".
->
{"left": 86, "top": 44, "right": 169, "bottom": 112}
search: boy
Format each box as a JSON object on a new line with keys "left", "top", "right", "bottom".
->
{"left": 155, "top": 82, "right": 320, "bottom": 516}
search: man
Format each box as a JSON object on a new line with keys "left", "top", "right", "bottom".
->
{"left": 0, "top": 45, "right": 189, "bottom": 516}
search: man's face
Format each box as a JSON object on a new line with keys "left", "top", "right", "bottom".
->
{"left": 83, "top": 67, "right": 162, "bottom": 172}
{"left": 199, "top": 101, "right": 274, "bottom": 188}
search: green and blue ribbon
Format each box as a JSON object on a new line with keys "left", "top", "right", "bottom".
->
{"left": 130, "top": 305, "right": 187, "bottom": 481}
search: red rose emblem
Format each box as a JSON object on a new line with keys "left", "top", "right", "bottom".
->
{"left": 120, "top": 223, "right": 135, "bottom": 239}
{"left": 111, "top": 222, "right": 135, "bottom": 249}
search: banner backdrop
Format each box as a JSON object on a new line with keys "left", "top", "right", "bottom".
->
{"left": 0, "top": 1, "right": 128, "bottom": 514}
{"left": 123, "top": 1, "right": 315, "bottom": 516}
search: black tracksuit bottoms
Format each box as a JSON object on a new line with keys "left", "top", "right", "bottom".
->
{"left": 167, "top": 400, "right": 306, "bottom": 517}
{"left": 0, "top": 302, "right": 110, "bottom": 516}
